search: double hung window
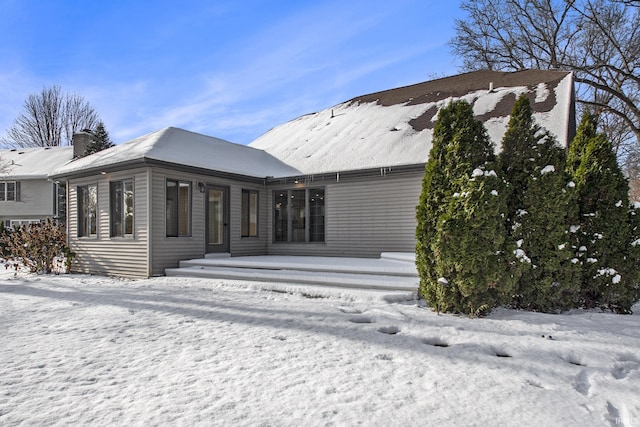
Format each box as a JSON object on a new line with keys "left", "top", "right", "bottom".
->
{"left": 241, "top": 190, "right": 258, "bottom": 237}
{"left": 0, "top": 181, "right": 17, "bottom": 201}
{"left": 166, "top": 180, "right": 191, "bottom": 237}
{"left": 110, "top": 179, "right": 134, "bottom": 237}
{"left": 78, "top": 184, "right": 97, "bottom": 237}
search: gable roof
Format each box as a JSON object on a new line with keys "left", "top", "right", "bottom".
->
{"left": 51, "top": 127, "right": 301, "bottom": 179}
{"left": 249, "top": 69, "right": 575, "bottom": 175}
{"left": 0, "top": 146, "right": 74, "bottom": 180}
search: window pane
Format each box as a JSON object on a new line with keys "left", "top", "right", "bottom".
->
{"left": 88, "top": 185, "right": 97, "bottom": 236}
{"left": 242, "top": 190, "right": 258, "bottom": 237}
{"left": 6, "top": 182, "right": 15, "bottom": 201}
{"left": 274, "top": 191, "right": 288, "bottom": 242}
{"left": 78, "top": 185, "right": 97, "bottom": 237}
{"left": 291, "top": 190, "right": 305, "bottom": 242}
{"left": 166, "top": 180, "right": 178, "bottom": 237}
{"left": 55, "top": 182, "right": 67, "bottom": 222}
{"left": 178, "top": 182, "right": 191, "bottom": 236}
{"left": 0, "top": 183, "right": 5, "bottom": 201}
{"left": 111, "top": 181, "right": 123, "bottom": 237}
{"left": 77, "top": 187, "right": 85, "bottom": 236}
{"left": 309, "top": 189, "right": 325, "bottom": 242}
{"left": 249, "top": 191, "right": 258, "bottom": 236}
{"left": 124, "top": 180, "right": 134, "bottom": 235}
{"left": 241, "top": 190, "right": 249, "bottom": 237}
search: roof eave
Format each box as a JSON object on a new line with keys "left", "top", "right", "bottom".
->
{"left": 49, "top": 157, "right": 271, "bottom": 184}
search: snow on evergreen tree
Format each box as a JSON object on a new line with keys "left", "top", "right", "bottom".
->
{"left": 83, "top": 122, "right": 114, "bottom": 157}
{"left": 569, "top": 113, "right": 635, "bottom": 312}
{"left": 417, "top": 101, "right": 514, "bottom": 316}
{"left": 513, "top": 139, "right": 581, "bottom": 311}
{"left": 432, "top": 166, "right": 517, "bottom": 316}
{"left": 500, "top": 95, "right": 581, "bottom": 312}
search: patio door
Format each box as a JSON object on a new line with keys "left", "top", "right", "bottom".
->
{"left": 206, "top": 185, "right": 229, "bottom": 253}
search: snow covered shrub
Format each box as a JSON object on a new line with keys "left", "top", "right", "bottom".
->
{"left": 417, "top": 101, "right": 514, "bottom": 316}
{"left": 432, "top": 167, "right": 518, "bottom": 315}
{"left": 500, "top": 96, "right": 581, "bottom": 312}
{"left": 568, "top": 113, "right": 636, "bottom": 313}
{"left": 1, "top": 218, "right": 74, "bottom": 274}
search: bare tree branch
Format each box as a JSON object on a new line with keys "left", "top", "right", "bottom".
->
{"left": 1, "top": 85, "right": 101, "bottom": 148}
{"left": 451, "top": 0, "right": 640, "bottom": 155}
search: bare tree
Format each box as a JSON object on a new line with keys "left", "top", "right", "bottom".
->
{"left": 1, "top": 85, "right": 101, "bottom": 148}
{"left": 626, "top": 147, "right": 640, "bottom": 202}
{"left": 451, "top": 0, "right": 640, "bottom": 155}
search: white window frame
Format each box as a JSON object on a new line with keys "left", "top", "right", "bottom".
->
{"left": 0, "top": 181, "right": 17, "bottom": 202}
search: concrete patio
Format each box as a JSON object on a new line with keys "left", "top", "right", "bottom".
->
{"left": 165, "top": 253, "right": 419, "bottom": 291}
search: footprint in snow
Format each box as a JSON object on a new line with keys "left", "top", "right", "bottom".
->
{"left": 574, "top": 369, "right": 593, "bottom": 396}
{"left": 338, "top": 306, "right": 362, "bottom": 314}
{"left": 348, "top": 316, "right": 374, "bottom": 324}
{"left": 377, "top": 325, "right": 400, "bottom": 335}
{"left": 491, "top": 346, "right": 512, "bottom": 358}
{"left": 423, "top": 337, "right": 450, "bottom": 348}
{"left": 611, "top": 360, "right": 639, "bottom": 380}
{"left": 564, "top": 352, "right": 586, "bottom": 367}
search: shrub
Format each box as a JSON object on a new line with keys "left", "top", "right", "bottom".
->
{"left": 417, "top": 101, "right": 515, "bottom": 316}
{"left": 1, "top": 218, "right": 74, "bottom": 274}
{"left": 500, "top": 95, "right": 581, "bottom": 312}
{"left": 569, "top": 113, "right": 634, "bottom": 312}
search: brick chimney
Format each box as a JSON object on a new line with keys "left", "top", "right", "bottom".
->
{"left": 72, "top": 130, "right": 93, "bottom": 158}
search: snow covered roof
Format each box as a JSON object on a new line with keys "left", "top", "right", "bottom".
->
{"left": 0, "top": 146, "right": 73, "bottom": 180}
{"left": 51, "top": 127, "right": 301, "bottom": 179}
{"left": 249, "top": 70, "right": 575, "bottom": 175}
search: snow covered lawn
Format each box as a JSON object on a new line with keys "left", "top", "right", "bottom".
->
{"left": 1, "top": 271, "right": 639, "bottom": 426}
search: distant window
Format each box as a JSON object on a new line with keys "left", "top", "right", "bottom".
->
{"left": 54, "top": 182, "right": 67, "bottom": 223}
{"left": 78, "top": 184, "right": 97, "bottom": 238}
{"left": 8, "top": 219, "right": 41, "bottom": 229}
{"left": 166, "top": 179, "right": 191, "bottom": 237}
{"left": 0, "top": 181, "right": 18, "bottom": 201}
{"left": 273, "top": 188, "right": 325, "bottom": 243}
{"left": 110, "top": 179, "right": 134, "bottom": 237}
{"left": 241, "top": 190, "right": 259, "bottom": 237}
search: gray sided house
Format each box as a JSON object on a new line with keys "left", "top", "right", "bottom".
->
{"left": 0, "top": 146, "right": 73, "bottom": 228}
{"left": 50, "top": 69, "right": 576, "bottom": 278}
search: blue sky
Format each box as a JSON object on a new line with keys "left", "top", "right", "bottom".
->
{"left": 0, "top": 0, "right": 464, "bottom": 145}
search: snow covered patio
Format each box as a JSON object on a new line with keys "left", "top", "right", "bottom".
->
{"left": 165, "top": 253, "right": 419, "bottom": 292}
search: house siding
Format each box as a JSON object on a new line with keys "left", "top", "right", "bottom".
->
{"left": 67, "top": 169, "right": 149, "bottom": 277}
{"left": 266, "top": 171, "right": 423, "bottom": 257}
{"left": 0, "top": 179, "right": 55, "bottom": 223}
{"left": 149, "top": 167, "right": 268, "bottom": 276}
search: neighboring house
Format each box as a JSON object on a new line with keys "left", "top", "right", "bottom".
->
{"left": 50, "top": 69, "right": 575, "bottom": 278}
{"left": 0, "top": 146, "right": 73, "bottom": 228}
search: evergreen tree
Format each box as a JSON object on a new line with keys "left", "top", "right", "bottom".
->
{"left": 433, "top": 166, "right": 517, "bottom": 315}
{"left": 416, "top": 103, "right": 460, "bottom": 309}
{"left": 499, "top": 95, "right": 581, "bottom": 312}
{"left": 417, "top": 100, "right": 514, "bottom": 315}
{"left": 570, "top": 113, "right": 634, "bottom": 312}
{"left": 566, "top": 113, "right": 596, "bottom": 176}
{"left": 628, "top": 203, "right": 640, "bottom": 308}
{"left": 83, "top": 122, "right": 114, "bottom": 157}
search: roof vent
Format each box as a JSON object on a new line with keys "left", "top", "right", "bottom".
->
{"left": 489, "top": 82, "right": 495, "bottom": 92}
